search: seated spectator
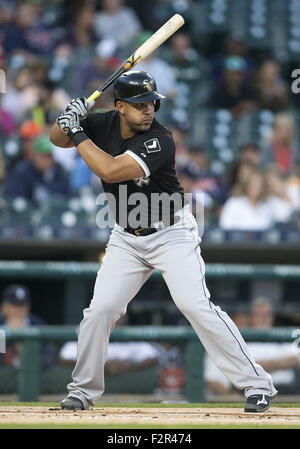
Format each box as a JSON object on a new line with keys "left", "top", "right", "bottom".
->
{"left": 188, "top": 147, "right": 227, "bottom": 206}
{"left": 210, "top": 33, "right": 256, "bottom": 83}
{"left": 260, "top": 112, "right": 298, "bottom": 176}
{"left": 238, "top": 143, "right": 261, "bottom": 167}
{"left": 220, "top": 168, "right": 292, "bottom": 231}
{"left": 59, "top": 340, "right": 161, "bottom": 375}
{"left": 19, "top": 119, "right": 44, "bottom": 159}
{"left": 93, "top": 0, "right": 142, "bottom": 50}
{"left": 71, "top": 38, "right": 121, "bottom": 97}
{"left": 219, "top": 170, "right": 273, "bottom": 231}
{"left": 161, "top": 32, "right": 208, "bottom": 91}
{"left": 4, "top": 1, "right": 65, "bottom": 58}
{"left": 0, "top": 94, "right": 16, "bottom": 138}
{"left": 204, "top": 297, "right": 300, "bottom": 396}
{"left": 209, "top": 55, "right": 258, "bottom": 118}
{"left": 254, "top": 60, "right": 290, "bottom": 113}
{"left": 4, "top": 134, "right": 70, "bottom": 204}
{"left": 286, "top": 157, "right": 300, "bottom": 211}
{"left": 0, "top": 284, "right": 56, "bottom": 369}
{"left": 226, "top": 159, "right": 258, "bottom": 193}
{"left": 265, "top": 166, "right": 293, "bottom": 223}
{"left": 0, "top": 145, "right": 4, "bottom": 184}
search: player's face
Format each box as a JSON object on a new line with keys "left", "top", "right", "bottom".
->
{"left": 118, "top": 101, "right": 155, "bottom": 135}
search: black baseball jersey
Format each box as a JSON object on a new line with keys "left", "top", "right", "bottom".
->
{"left": 80, "top": 110, "right": 185, "bottom": 228}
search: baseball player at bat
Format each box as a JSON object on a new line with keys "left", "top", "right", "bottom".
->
{"left": 50, "top": 71, "right": 277, "bottom": 413}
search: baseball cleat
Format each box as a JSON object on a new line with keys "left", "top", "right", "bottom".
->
{"left": 60, "top": 396, "right": 85, "bottom": 410}
{"left": 244, "top": 394, "right": 271, "bottom": 413}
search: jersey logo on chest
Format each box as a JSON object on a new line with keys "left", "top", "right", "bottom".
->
{"left": 144, "top": 138, "right": 161, "bottom": 153}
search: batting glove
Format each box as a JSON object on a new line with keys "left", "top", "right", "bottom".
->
{"left": 56, "top": 111, "right": 83, "bottom": 138}
{"left": 65, "top": 97, "right": 88, "bottom": 117}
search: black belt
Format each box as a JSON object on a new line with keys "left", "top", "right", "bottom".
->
{"left": 124, "top": 227, "right": 158, "bottom": 237}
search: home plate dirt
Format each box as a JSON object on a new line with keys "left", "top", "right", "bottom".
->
{"left": 0, "top": 406, "right": 300, "bottom": 425}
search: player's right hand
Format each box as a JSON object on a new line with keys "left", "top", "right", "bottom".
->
{"left": 65, "top": 97, "right": 88, "bottom": 117}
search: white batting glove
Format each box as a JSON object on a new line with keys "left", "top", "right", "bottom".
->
{"left": 56, "top": 111, "right": 83, "bottom": 137}
{"left": 65, "top": 97, "right": 88, "bottom": 117}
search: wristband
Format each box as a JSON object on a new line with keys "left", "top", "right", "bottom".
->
{"left": 68, "top": 130, "right": 89, "bottom": 147}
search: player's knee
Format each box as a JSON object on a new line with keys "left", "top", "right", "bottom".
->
{"left": 84, "top": 302, "right": 121, "bottom": 323}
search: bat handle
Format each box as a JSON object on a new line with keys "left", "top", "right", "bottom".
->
{"left": 87, "top": 91, "right": 101, "bottom": 103}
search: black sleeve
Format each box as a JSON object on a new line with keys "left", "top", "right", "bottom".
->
{"left": 80, "top": 114, "right": 95, "bottom": 141}
{"left": 125, "top": 133, "right": 175, "bottom": 176}
{"left": 80, "top": 112, "right": 108, "bottom": 142}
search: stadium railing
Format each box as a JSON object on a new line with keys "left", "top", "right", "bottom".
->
{"left": 2, "top": 325, "right": 300, "bottom": 402}
{"left": 1, "top": 261, "right": 300, "bottom": 323}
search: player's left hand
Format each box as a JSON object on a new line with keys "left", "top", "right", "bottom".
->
{"left": 65, "top": 97, "right": 88, "bottom": 117}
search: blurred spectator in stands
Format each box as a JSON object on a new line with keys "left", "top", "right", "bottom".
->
{"left": 265, "top": 165, "right": 293, "bottom": 223}
{"left": 209, "top": 55, "right": 258, "bottom": 118}
{"left": 72, "top": 38, "right": 121, "bottom": 97}
{"left": 4, "top": 2, "right": 38, "bottom": 55}
{"left": 0, "top": 145, "right": 4, "bottom": 184}
{"left": 230, "top": 309, "right": 250, "bottom": 328}
{"left": 210, "top": 33, "right": 256, "bottom": 83}
{"left": 0, "top": 284, "right": 56, "bottom": 369}
{"left": 219, "top": 170, "right": 275, "bottom": 231}
{"left": 260, "top": 113, "right": 298, "bottom": 176}
{"left": 254, "top": 60, "right": 290, "bottom": 113}
{"left": 188, "top": 146, "right": 227, "bottom": 206}
{"left": 19, "top": 119, "right": 44, "bottom": 160}
{"left": 225, "top": 144, "right": 260, "bottom": 194}
{"left": 204, "top": 297, "right": 300, "bottom": 395}
{"left": 93, "top": 0, "right": 142, "bottom": 50}
{"left": 59, "top": 340, "right": 161, "bottom": 375}
{"left": 238, "top": 143, "right": 261, "bottom": 167}
{"left": 4, "top": 1, "right": 64, "bottom": 57}
{"left": 4, "top": 134, "right": 70, "bottom": 204}
{"left": 0, "top": 93, "right": 16, "bottom": 138}
{"left": 286, "top": 157, "right": 300, "bottom": 211}
{"left": 2, "top": 65, "right": 35, "bottom": 122}
{"left": 161, "top": 33, "right": 208, "bottom": 102}
{"left": 225, "top": 159, "right": 258, "bottom": 198}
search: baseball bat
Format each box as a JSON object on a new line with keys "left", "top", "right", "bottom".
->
{"left": 87, "top": 14, "right": 185, "bottom": 104}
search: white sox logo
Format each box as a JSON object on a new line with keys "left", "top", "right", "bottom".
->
{"left": 143, "top": 79, "right": 152, "bottom": 91}
{"left": 144, "top": 138, "right": 161, "bottom": 153}
{"left": 134, "top": 176, "right": 150, "bottom": 187}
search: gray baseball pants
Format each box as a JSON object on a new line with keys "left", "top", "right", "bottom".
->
{"left": 67, "top": 210, "right": 277, "bottom": 408}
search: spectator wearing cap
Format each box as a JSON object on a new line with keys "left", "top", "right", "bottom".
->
{"left": 0, "top": 284, "right": 56, "bottom": 369}
{"left": 209, "top": 55, "right": 258, "bottom": 118}
{"left": 4, "top": 134, "right": 70, "bottom": 204}
{"left": 210, "top": 34, "right": 256, "bottom": 83}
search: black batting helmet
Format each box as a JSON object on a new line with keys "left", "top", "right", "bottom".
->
{"left": 113, "top": 71, "right": 165, "bottom": 111}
